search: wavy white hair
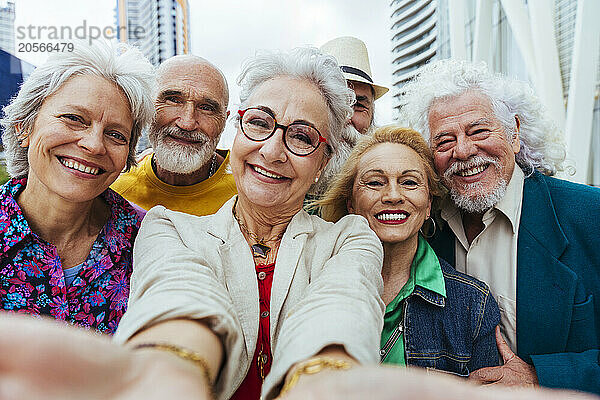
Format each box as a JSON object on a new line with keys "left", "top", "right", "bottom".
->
{"left": 236, "top": 47, "right": 355, "bottom": 194}
{"left": 1, "top": 40, "right": 156, "bottom": 177}
{"left": 399, "top": 59, "right": 567, "bottom": 176}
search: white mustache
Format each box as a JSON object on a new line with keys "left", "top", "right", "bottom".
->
{"left": 159, "top": 125, "right": 209, "bottom": 144}
{"left": 444, "top": 155, "right": 500, "bottom": 181}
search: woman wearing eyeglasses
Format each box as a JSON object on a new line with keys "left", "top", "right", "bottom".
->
{"left": 110, "top": 48, "right": 385, "bottom": 400}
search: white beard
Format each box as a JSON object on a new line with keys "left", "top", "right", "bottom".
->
{"left": 444, "top": 155, "right": 508, "bottom": 214}
{"left": 448, "top": 179, "right": 508, "bottom": 214}
{"left": 149, "top": 125, "right": 219, "bottom": 175}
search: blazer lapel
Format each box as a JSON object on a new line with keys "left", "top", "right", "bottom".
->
{"left": 516, "top": 172, "right": 575, "bottom": 361}
{"left": 269, "top": 210, "right": 313, "bottom": 340}
{"left": 207, "top": 197, "right": 259, "bottom": 357}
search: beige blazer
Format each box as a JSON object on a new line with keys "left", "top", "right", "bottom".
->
{"left": 114, "top": 196, "right": 384, "bottom": 400}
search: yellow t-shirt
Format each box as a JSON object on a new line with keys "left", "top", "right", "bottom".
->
{"left": 111, "top": 149, "right": 237, "bottom": 216}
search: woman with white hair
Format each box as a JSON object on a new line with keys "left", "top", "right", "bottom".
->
{"left": 0, "top": 41, "right": 155, "bottom": 333}
{"left": 109, "top": 47, "right": 384, "bottom": 400}
{"left": 0, "top": 47, "right": 382, "bottom": 400}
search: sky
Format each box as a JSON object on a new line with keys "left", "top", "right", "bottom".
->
{"left": 12, "top": 0, "right": 395, "bottom": 148}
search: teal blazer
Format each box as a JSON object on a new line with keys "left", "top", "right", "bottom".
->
{"left": 430, "top": 171, "right": 600, "bottom": 394}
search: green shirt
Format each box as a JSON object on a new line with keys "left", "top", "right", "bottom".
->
{"left": 380, "top": 235, "right": 446, "bottom": 365}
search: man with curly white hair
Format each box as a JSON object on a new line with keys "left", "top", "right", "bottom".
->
{"left": 400, "top": 59, "right": 600, "bottom": 395}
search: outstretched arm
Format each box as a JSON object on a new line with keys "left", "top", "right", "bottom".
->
{"left": 0, "top": 313, "right": 215, "bottom": 400}
{"left": 278, "top": 364, "right": 596, "bottom": 400}
{"left": 266, "top": 215, "right": 385, "bottom": 399}
{"left": 127, "top": 318, "right": 224, "bottom": 391}
{"left": 114, "top": 206, "right": 244, "bottom": 397}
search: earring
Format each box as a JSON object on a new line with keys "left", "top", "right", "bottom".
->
{"left": 314, "top": 176, "right": 319, "bottom": 183}
{"left": 419, "top": 217, "right": 437, "bottom": 239}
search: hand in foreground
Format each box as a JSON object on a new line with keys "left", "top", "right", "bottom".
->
{"left": 0, "top": 313, "right": 212, "bottom": 400}
{"left": 469, "top": 326, "right": 538, "bottom": 387}
{"left": 278, "top": 364, "right": 593, "bottom": 400}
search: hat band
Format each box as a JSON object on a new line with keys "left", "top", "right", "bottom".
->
{"left": 340, "top": 66, "right": 373, "bottom": 83}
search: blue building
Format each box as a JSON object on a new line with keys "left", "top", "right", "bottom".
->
{"left": 0, "top": 49, "right": 34, "bottom": 145}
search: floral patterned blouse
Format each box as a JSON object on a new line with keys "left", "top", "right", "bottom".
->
{"left": 0, "top": 178, "right": 145, "bottom": 334}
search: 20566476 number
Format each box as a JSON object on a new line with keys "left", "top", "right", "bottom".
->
{"left": 18, "top": 42, "right": 74, "bottom": 53}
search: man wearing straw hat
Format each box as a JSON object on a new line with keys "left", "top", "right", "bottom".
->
{"left": 320, "top": 36, "right": 389, "bottom": 135}
{"left": 307, "top": 36, "right": 390, "bottom": 197}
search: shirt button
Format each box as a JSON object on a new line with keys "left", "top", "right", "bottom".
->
{"left": 379, "top": 349, "right": 386, "bottom": 356}
{"left": 261, "top": 311, "right": 269, "bottom": 318}
{"left": 258, "top": 271, "right": 266, "bottom": 280}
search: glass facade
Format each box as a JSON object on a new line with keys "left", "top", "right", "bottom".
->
{"left": 390, "top": 0, "right": 599, "bottom": 184}
{"left": 116, "top": 0, "right": 189, "bottom": 66}
{"left": 0, "top": 1, "right": 15, "bottom": 55}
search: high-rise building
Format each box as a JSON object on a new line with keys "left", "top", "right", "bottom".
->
{"left": 391, "top": 0, "right": 600, "bottom": 185}
{"left": 116, "top": 0, "right": 190, "bottom": 66}
{"left": 390, "top": 0, "right": 528, "bottom": 113}
{"left": 390, "top": 0, "right": 438, "bottom": 101}
{"left": 0, "top": 0, "right": 15, "bottom": 55}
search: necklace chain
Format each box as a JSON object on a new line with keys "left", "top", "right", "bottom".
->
{"left": 208, "top": 153, "right": 217, "bottom": 178}
{"left": 232, "top": 198, "right": 283, "bottom": 244}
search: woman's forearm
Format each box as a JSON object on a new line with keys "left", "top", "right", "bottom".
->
{"left": 128, "top": 318, "right": 224, "bottom": 384}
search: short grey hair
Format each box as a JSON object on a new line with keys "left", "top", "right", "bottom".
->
{"left": 399, "top": 59, "right": 566, "bottom": 176}
{"left": 1, "top": 41, "right": 156, "bottom": 177}
{"left": 236, "top": 47, "right": 355, "bottom": 167}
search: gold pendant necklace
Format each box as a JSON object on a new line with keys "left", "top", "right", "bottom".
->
{"left": 232, "top": 198, "right": 283, "bottom": 259}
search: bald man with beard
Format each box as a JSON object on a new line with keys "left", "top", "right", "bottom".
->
{"left": 112, "top": 55, "right": 237, "bottom": 216}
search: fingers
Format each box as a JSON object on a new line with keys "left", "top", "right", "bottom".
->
{"left": 495, "top": 326, "right": 515, "bottom": 364}
{"left": 469, "top": 366, "right": 504, "bottom": 384}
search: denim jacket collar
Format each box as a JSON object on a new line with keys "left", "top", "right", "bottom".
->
{"left": 412, "top": 286, "right": 446, "bottom": 307}
{"left": 410, "top": 236, "right": 446, "bottom": 308}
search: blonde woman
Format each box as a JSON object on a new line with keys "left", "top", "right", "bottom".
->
{"left": 319, "top": 125, "right": 500, "bottom": 376}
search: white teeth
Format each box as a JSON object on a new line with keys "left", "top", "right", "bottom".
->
{"left": 377, "top": 213, "right": 408, "bottom": 221}
{"left": 457, "top": 165, "right": 486, "bottom": 177}
{"left": 253, "top": 165, "right": 284, "bottom": 179}
{"left": 59, "top": 158, "right": 100, "bottom": 175}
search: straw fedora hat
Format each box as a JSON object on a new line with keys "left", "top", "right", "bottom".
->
{"left": 320, "top": 36, "right": 389, "bottom": 100}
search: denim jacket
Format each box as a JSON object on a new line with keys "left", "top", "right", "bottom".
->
{"left": 381, "top": 258, "right": 501, "bottom": 376}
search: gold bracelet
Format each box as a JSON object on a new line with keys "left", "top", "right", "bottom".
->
{"left": 132, "top": 342, "right": 213, "bottom": 385}
{"left": 279, "top": 357, "right": 352, "bottom": 397}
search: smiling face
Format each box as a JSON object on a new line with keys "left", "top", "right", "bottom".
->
{"left": 230, "top": 76, "right": 330, "bottom": 213}
{"left": 150, "top": 58, "right": 229, "bottom": 174}
{"left": 349, "top": 143, "right": 431, "bottom": 246}
{"left": 349, "top": 81, "right": 374, "bottom": 134}
{"left": 22, "top": 74, "right": 133, "bottom": 203}
{"left": 428, "top": 90, "right": 520, "bottom": 214}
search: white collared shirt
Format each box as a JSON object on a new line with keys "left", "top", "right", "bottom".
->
{"left": 440, "top": 166, "right": 525, "bottom": 352}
